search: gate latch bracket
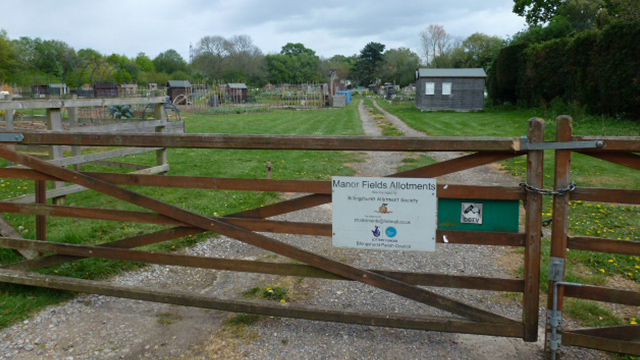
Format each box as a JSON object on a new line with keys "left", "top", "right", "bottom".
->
{"left": 549, "top": 257, "right": 565, "bottom": 282}
{"left": 519, "top": 136, "right": 604, "bottom": 151}
{"left": 0, "top": 133, "right": 24, "bottom": 143}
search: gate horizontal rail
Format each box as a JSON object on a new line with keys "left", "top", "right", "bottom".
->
{"left": 7, "top": 131, "right": 521, "bottom": 152}
{"left": 0, "top": 168, "right": 527, "bottom": 199}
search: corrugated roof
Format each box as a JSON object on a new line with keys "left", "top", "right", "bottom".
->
{"left": 228, "top": 83, "right": 247, "bottom": 89}
{"left": 418, "top": 68, "right": 486, "bottom": 78}
{"left": 167, "top": 80, "right": 192, "bottom": 88}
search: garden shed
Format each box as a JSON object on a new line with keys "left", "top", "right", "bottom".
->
{"left": 31, "top": 84, "right": 69, "bottom": 97}
{"left": 415, "top": 68, "right": 486, "bottom": 111}
{"left": 226, "top": 83, "right": 248, "bottom": 103}
{"left": 94, "top": 83, "right": 119, "bottom": 98}
{"left": 167, "top": 80, "right": 192, "bottom": 104}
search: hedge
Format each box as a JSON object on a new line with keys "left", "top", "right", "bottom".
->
{"left": 488, "top": 22, "right": 640, "bottom": 119}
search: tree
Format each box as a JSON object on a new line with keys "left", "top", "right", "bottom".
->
{"left": 513, "top": 0, "right": 563, "bottom": 25}
{"left": 556, "top": 0, "right": 604, "bottom": 31}
{"left": 512, "top": 0, "right": 639, "bottom": 29}
{"left": 12, "top": 37, "right": 76, "bottom": 81}
{"left": 352, "top": 42, "right": 385, "bottom": 86}
{"left": 0, "top": 30, "right": 17, "bottom": 83}
{"left": 224, "top": 35, "right": 266, "bottom": 85}
{"left": 191, "top": 35, "right": 265, "bottom": 84}
{"left": 265, "top": 43, "right": 321, "bottom": 84}
{"left": 153, "top": 49, "right": 188, "bottom": 75}
{"left": 77, "top": 48, "right": 103, "bottom": 62}
{"left": 321, "top": 54, "right": 355, "bottom": 83}
{"left": 379, "top": 48, "right": 420, "bottom": 86}
{"left": 134, "top": 52, "right": 155, "bottom": 72}
{"left": 459, "top": 33, "right": 505, "bottom": 70}
{"left": 419, "top": 25, "right": 454, "bottom": 66}
{"left": 602, "top": 0, "right": 640, "bottom": 22}
{"left": 191, "top": 35, "right": 230, "bottom": 80}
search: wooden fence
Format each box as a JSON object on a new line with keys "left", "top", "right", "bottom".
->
{"left": 0, "top": 96, "right": 184, "bottom": 206}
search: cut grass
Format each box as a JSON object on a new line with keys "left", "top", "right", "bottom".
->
{"left": 0, "top": 102, "right": 363, "bottom": 329}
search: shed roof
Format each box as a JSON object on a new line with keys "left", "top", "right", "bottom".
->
{"left": 228, "top": 83, "right": 248, "bottom": 89}
{"left": 167, "top": 80, "right": 192, "bottom": 88}
{"left": 417, "top": 68, "right": 486, "bottom": 78}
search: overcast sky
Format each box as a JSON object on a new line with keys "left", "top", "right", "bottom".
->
{"left": 1, "top": 0, "right": 526, "bottom": 60}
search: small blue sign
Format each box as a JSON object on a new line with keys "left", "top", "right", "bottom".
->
{"left": 385, "top": 226, "right": 397, "bottom": 238}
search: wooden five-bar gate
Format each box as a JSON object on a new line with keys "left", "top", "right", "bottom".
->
{"left": 0, "top": 114, "right": 637, "bottom": 358}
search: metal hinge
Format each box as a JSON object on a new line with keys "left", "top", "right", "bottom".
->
{"left": 520, "top": 136, "right": 604, "bottom": 151}
{"left": 547, "top": 309, "right": 563, "bottom": 328}
{"left": 549, "top": 257, "right": 565, "bottom": 282}
{"left": 547, "top": 334, "right": 562, "bottom": 351}
{"left": 0, "top": 133, "right": 24, "bottom": 143}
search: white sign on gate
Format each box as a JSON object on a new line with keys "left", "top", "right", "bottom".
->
{"left": 332, "top": 176, "right": 437, "bottom": 252}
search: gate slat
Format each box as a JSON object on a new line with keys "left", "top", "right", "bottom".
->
{"left": 563, "top": 332, "right": 640, "bottom": 356}
{"left": 0, "top": 168, "right": 527, "bottom": 200}
{"left": 15, "top": 131, "right": 519, "bottom": 152}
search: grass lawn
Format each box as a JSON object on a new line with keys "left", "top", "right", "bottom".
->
{"left": 0, "top": 102, "right": 363, "bottom": 328}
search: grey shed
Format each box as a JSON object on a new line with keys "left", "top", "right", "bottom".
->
{"left": 415, "top": 68, "right": 486, "bottom": 111}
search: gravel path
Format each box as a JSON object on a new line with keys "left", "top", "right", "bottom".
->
{"left": 0, "top": 101, "right": 609, "bottom": 359}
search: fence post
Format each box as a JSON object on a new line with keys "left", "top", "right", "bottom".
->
{"left": 545, "top": 115, "right": 573, "bottom": 356}
{"left": 68, "top": 94, "right": 81, "bottom": 171}
{"left": 523, "top": 117, "right": 545, "bottom": 341}
{"left": 46, "top": 107, "right": 65, "bottom": 204}
{"left": 154, "top": 102, "right": 168, "bottom": 174}
{"left": 4, "top": 94, "right": 15, "bottom": 165}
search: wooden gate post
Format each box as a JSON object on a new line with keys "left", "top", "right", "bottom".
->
{"left": 46, "top": 107, "right": 65, "bottom": 204}
{"left": 523, "top": 117, "right": 545, "bottom": 341}
{"left": 545, "top": 115, "right": 574, "bottom": 356}
{"left": 154, "top": 103, "right": 168, "bottom": 174}
{"left": 68, "top": 94, "right": 81, "bottom": 171}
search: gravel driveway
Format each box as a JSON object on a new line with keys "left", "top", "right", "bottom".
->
{"left": 0, "top": 100, "right": 609, "bottom": 359}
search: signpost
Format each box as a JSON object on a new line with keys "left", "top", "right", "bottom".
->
{"left": 332, "top": 176, "right": 437, "bottom": 252}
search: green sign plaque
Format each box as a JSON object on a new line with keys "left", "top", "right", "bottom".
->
{"left": 437, "top": 198, "right": 520, "bottom": 233}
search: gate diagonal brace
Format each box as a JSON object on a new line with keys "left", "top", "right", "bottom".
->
{"left": 0, "top": 146, "right": 518, "bottom": 326}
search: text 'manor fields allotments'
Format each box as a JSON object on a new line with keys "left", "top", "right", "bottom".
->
{"left": 332, "top": 176, "right": 437, "bottom": 252}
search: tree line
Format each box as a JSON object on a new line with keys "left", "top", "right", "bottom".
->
{"left": 0, "top": 28, "right": 508, "bottom": 89}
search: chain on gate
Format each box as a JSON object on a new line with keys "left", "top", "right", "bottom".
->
{"left": 519, "top": 181, "right": 577, "bottom": 227}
